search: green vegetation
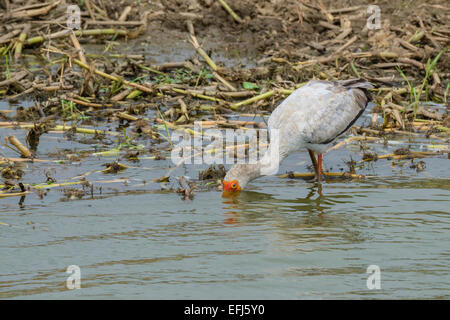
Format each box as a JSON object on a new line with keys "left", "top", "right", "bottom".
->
{"left": 397, "top": 47, "right": 448, "bottom": 117}
{"left": 61, "top": 99, "right": 90, "bottom": 122}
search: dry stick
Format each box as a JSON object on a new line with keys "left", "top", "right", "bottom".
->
{"left": 69, "top": 32, "right": 86, "bottom": 64}
{"left": 155, "top": 118, "right": 199, "bottom": 137}
{"left": 397, "top": 37, "right": 421, "bottom": 53}
{"left": 230, "top": 90, "right": 276, "bottom": 110}
{"left": 186, "top": 20, "right": 195, "bottom": 37}
{"left": 137, "top": 64, "right": 166, "bottom": 76}
{"left": 328, "top": 5, "right": 362, "bottom": 14}
{"left": 0, "top": 0, "right": 60, "bottom": 19}
{"left": 188, "top": 26, "right": 234, "bottom": 90}
{"left": 385, "top": 128, "right": 448, "bottom": 142}
{"left": 171, "top": 87, "right": 215, "bottom": 96}
{"left": 229, "top": 87, "right": 299, "bottom": 110}
{"left": 26, "top": 29, "right": 128, "bottom": 46}
{"left": 31, "top": 178, "right": 129, "bottom": 191}
{"left": 59, "top": 59, "right": 65, "bottom": 87}
{"left": 117, "top": 112, "right": 139, "bottom": 122}
{"left": 361, "top": 151, "right": 440, "bottom": 162}
{"left": 0, "top": 70, "right": 29, "bottom": 87}
{"left": 14, "top": 24, "right": 30, "bottom": 60}
{"left": 0, "top": 191, "right": 30, "bottom": 199}
{"left": 172, "top": 88, "right": 226, "bottom": 104}
{"left": 278, "top": 172, "right": 364, "bottom": 179}
{"left": 416, "top": 107, "right": 443, "bottom": 121}
{"left": 417, "top": 16, "right": 441, "bottom": 49}
{"left": 0, "top": 121, "right": 120, "bottom": 137}
{"left": 218, "top": 91, "right": 255, "bottom": 98}
{"left": 189, "top": 34, "right": 218, "bottom": 71}
{"left": 28, "top": 19, "right": 68, "bottom": 25}
{"left": 293, "top": 51, "right": 392, "bottom": 69}
{"left": 355, "top": 126, "right": 446, "bottom": 141}
{"left": 68, "top": 97, "right": 113, "bottom": 108}
{"left": 0, "top": 29, "right": 21, "bottom": 45}
{"left": 390, "top": 107, "right": 405, "bottom": 130}
{"left": 111, "top": 88, "right": 133, "bottom": 101}
{"left": 219, "top": 120, "right": 265, "bottom": 128}
{"left": 409, "top": 30, "right": 425, "bottom": 43}
{"left": 317, "top": 0, "right": 334, "bottom": 22}
{"left": 69, "top": 32, "right": 95, "bottom": 95}
{"left": 85, "top": 20, "right": 144, "bottom": 26}
{"left": 72, "top": 59, "right": 153, "bottom": 94}
{"left": 0, "top": 156, "right": 49, "bottom": 164}
{"left": 295, "top": 54, "right": 336, "bottom": 68}
{"left": 11, "top": 2, "right": 50, "bottom": 13}
{"left": 6, "top": 135, "right": 32, "bottom": 158}
{"left": 6, "top": 87, "right": 34, "bottom": 100}
{"left": 52, "top": 125, "right": 119, "bottom": 136}
{"left": 213, "top": 71, "right": 236, "bottom": 91}
{"left": 154, "top": 61, "right": 189, "bottom": 71}
{"left": 36, "top": 85, "right": 73, "bottom": 92}
{"left": 84, "top": 0, "right": 96, "bottom": 21}
{"left": 318, "top": 21, "right": 340, "bottom": 30}
{"left": 126, "top": 89, "right": 142, "bottom": 99}
{"left": 334, "top": 35, "right": 357, "bottom": 55}
{"left": 217, "top": 0, "right": 244, "bottom": 23}
{"left": 58, "top": 125, "right": 118, "bottom": 136}
{"left": 335, "top": 27, "right": 353, "bottom": 41}
{"left": 296, "top": 4, "right": 304, "bottom": 26}
{"left": 119, "top": 6, "right": 132, "bottom": 21}
{"left": 93, "top": 0, "right": 108, "bottom": 16}
{"left": 398, "top": 57, "right": 425, "bottom": 69}
{"left": 69, "top": 32, "right": 87, "bottom": 64}
{"left": 177, "top": 98, "right": 189, "bottom": 122}
{"left": 336, "top": 10, "right": 365, "bottom": 22}
{"left": 187, "top": 26, "right": 235, "bottom": 90}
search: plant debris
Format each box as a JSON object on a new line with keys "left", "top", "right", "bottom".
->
{"left": 199, "top": 164, "right": 226, "bottom": 180}
{"left": 0, "top": 0, "right": 448, "bottom": 201}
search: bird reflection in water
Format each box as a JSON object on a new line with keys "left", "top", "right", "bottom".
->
{"left": 221, "top": 183, "right": 326, "bottom": 225}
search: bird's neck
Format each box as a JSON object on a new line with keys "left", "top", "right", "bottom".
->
{"left": 249, "top": 144, "right": 287, "bottom": 181}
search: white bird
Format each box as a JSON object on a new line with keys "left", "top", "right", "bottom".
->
{"left": 222, "top": 78, "right": 374, "bottom": 193}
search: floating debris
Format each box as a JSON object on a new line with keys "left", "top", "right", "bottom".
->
{"left": 1, "top": 164, "right": 24, "bottom": 180}
{"left": 176, "top": 176, "right": 195, "bottom": 200}
{"left": 394, "top": 148, "right": 411, "bottom": 156}
{"left": 362, "top": 152, "right": 378, "bottom": 162}
{"left": 410, "top": 160, "right": 426, "bottom": 172}
{"left": 101, "top": 161, "right": 129, "bottom": 174}
{"left": 199, "top": 164, "right": 226, "bottom": 181}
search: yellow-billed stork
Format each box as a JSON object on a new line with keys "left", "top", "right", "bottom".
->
{"left": 222, "top": 78, "right": 374, "bottom": 193}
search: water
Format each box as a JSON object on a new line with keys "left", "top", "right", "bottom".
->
{"left": 1, "top": 125, "right": 449, "bottom": 299}
{"left": 1, "top": 48, "right": 449, "bottom": 298}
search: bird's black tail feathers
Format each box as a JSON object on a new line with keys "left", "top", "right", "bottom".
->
{"left": 336, "top": 78, "right": 374, "bottom": 104}
{"left": 336, "top": 78, "right": 375, "bottom": 90}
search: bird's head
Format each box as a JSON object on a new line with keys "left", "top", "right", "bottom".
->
{"left": 222, "top": 179, "right": 242, "bottom": 193}
{"left": 222, "top": 164, "right": 257, "bottom": 195}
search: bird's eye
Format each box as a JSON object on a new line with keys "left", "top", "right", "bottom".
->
{"left": 231, "top": 183, "right": 236, "bottom": 189}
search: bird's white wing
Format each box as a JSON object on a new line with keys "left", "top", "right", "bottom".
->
{"left": 268, "top": 80, "right": 371, "bottom": 154}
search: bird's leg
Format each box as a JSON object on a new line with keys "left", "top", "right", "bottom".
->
{"left": 317, "top": 154, "right": 323, "bottom": 182}
{"left": 307, "top": 149, "right": 320, "bottom": 181}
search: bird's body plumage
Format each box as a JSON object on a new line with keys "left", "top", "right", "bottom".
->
{"left": 268, "top": 79, "right": 372, "bottom": 156}
{"left": 223, "top": 78, "right": 373, "bottom": 191}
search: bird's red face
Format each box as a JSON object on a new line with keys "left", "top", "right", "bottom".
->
{"left": 222, "top": 180, "right": 241, "bottom": 194}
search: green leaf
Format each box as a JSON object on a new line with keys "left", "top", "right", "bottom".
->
{"left": 243, "top": 82, "right": 259, "bottom": 90}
